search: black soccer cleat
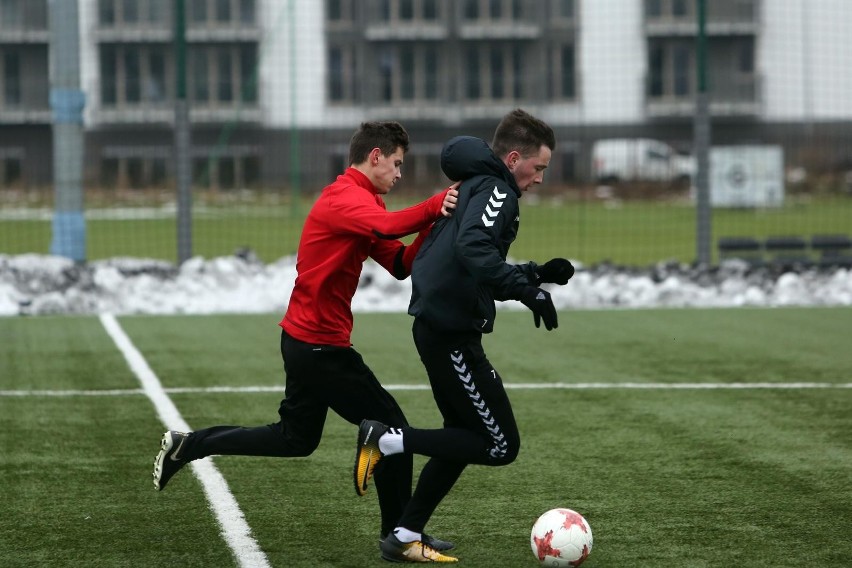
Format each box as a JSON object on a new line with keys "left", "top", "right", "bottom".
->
{"left": 153, "top": 430, "right": 192, "bottom": 491}
{"left": 354, "top": 419, "right": 387, "bottom": 496}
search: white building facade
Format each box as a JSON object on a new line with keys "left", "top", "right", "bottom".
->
{"left": 0, "top": 0, "right": 850, "bottom": 189}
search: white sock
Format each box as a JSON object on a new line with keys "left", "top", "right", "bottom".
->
{"left": 393, "top": 527, "right": 422, "bottom": 543}
{"left": 378, "top": 427, "right": 404, "bottom": 455}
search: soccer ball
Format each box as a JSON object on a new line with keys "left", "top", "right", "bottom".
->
{"left": 530, "top": 508, "right": 593, "bottom": 567}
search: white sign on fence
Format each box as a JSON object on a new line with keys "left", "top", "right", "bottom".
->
{"left": 710, "top": 145, "right": 784, "bottom": 207}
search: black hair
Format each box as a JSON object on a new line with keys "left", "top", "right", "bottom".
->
{"left": 348, "top": 121, "right": 410, "bottom": 166}
{"left": 490, "top": 108, "right": 556, "bottom": 159}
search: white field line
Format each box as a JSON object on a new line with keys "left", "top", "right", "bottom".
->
{"left": 3, "top": 381, "right": 851, "bottom": 398}
{"left": 98, "top": 314, "right": 270, "bottom": 568}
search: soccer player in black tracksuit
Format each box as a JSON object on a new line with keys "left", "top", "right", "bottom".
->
{"left": 353, "top": 109, "right": 575, "bottom": 563}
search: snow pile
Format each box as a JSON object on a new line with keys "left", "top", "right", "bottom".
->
{"left": 1, "top": 253, "right": 850, "bottom": 317}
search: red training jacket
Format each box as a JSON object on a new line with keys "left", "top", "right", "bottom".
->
{"left": 280, "top": 167, "right": 447, "bottom": 347}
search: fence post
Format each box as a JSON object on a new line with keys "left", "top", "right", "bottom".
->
{"left": 693, "top": 0, "right": 712, "bottom": 265}
{"left": 175, "top": 0, "right": 192, "bottom": 264}
{"left": 289, "top": 0, "right": 301, "bottom": 219}
{"left": 48, "top": 0, "right": 86, "bottom": 262}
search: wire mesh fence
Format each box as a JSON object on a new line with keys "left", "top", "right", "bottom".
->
{"left": 0, "top": 0, "right": 850, "bottom": 267}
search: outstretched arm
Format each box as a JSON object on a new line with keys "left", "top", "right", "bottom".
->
{"left": 330, "top": 183, "right": 459, "bottom": 241}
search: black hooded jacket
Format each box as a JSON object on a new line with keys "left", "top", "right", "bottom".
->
{"left": 408, "top": 136, "right": 539, "bottom": 333}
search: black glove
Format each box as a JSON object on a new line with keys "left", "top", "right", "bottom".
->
{"left": 537, "top": 258, "right": 574, "bottom": 285}
{"left": 520, "top": 286, "right": 558, "bottom": 330}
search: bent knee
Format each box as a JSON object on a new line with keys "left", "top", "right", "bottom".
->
{"left": 289, "top": 444, "right": 317, "bottom": 457}
{"left": 488, "top": 439, "right": 520, "bottom": 466}
{"left": 277, "top": 429, "right": 320, "bottom": 457}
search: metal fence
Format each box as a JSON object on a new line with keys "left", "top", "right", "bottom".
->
{"left": 0, "top": 0, "right": 850, "bottom": 268}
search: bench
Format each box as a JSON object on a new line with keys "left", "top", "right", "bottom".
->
{"left": 717, "top": 234, "right": 852, "bottom": 268}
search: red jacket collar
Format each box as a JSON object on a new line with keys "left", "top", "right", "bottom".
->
{"left": 344, "top": 167, "right": 378, "bottom": 194}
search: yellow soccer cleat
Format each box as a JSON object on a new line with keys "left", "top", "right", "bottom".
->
{"left": 354, "top": 419, "right": 387, "bottom": 496}
{"left": 380, "top": 533, "right": 459, "bottom": 563}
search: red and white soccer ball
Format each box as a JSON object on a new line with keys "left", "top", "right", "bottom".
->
{"left": 530, "top": 508, "right": 593, "bottom": 567}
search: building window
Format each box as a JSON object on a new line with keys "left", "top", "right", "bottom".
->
{"left": 646, "top": 0, "right": 661, "bottom": 17}
{"left": 100, "top": 45, "right": 170, "bottom": 107}
{"left": 193, "top": 157, "right": 212, "bottom": 187}
{"left": 239, "top": 45, "right": 257, "bottom": 102}
{"left": 649, "top": 44, "right": 664, "bottom": 96}
{"left": 673, "top": 44, "right": 691, "bottom": 96}
{"left": 423, "top": 0, "right": 437, "bottom": 20}
{"left": 215, "top": 0, "right": 231, "bottom": 23}
{"left": 647, "top": 40, "right": 693, "bottom": 99}
{"left": 0, "top": 0, "right": 46, "bottom": 29}
{"left": 328, "top": 47, "right": 343, "bottom": 101}
{"left": 98, "top": 0, "right": 116, "bottom": 25}
{"left": 0, "top": 0, "right": 22, "bottom": 27}
{"left": 379, "top": 50, "right": 393, "bottom": 101}
{"left": 239, "top": 0, "right": 254, "bottom": 24}
{"left": 645, "top": 0, "right": 693, "bottom": 19}
{"left": 190, "top": 0, "right": 207, "bottom": 23}
{"left": 738, "top": 38, "right": 754, "bottom": 73}
{"left": 548, "top": 42, "right": 575, "bottom": 100}
{"left": 126, "top": 157, "right": 144, "bottom": 187}
{"left": 464, "top": 43, "right": 525, "bottom": 102}
{"left": 217, "top": 49, "right": 233, "bottom": 102}
{"left": 2, "top": 156, "right": 22, "bottom": 186}
{"left": 672, "top": 0, "right": 689, "bottom": 17}
{"left": 101, "top": 157, "right": 119, "bottom": 187}
{"left": 191, "top": 152, "right": 261, "bottom": 189}
{"left": 191, "top": 50, "right": 209, "bottom": 102}
{"left": 374, "top": 43, "right": 440, "bottom": 103}
{"left": 149, "top": 0, "right": 166, "bottom": 24}
{"left": 376, "top": 0, "right": 390, "bottom": 21}
{"left": 463, "top": 0, "right": 478, "bottom": 19}
{"left": 122, "top": 0, "right": 138, "bottom": 23}
{"left": 327, "top": 0, "right": 355, "bottom": 23}
{"left": 424, "top": 47, "right": 437, "bottom": 99}
{"left": 371, "top": 0, "right": 442, "bottom": 23}
{"left": 327, "top": 45, "right": 359, "bottom": 103}
{"left": 99, "top": 154, "right": 168, "bottom": 190}
{"left": 98, "top": 0, "right": 168, "bottom": 26}
{"left": 466, "top": 45, "right": 479, "bottom": 99}
{"left": 243, "top": 155, "right": 260, "bottom": 188}
{"left": 489, "top": 49, "right": 503, "bottom": 99}
{"left": 2, "top": 49, "right": 21, "bottom": 106}
{"left": 554, "top": 0, "right": 574, "bottom": 20}
{"left": 188, "top": 0, "right": 255, "bottom": 26}
{"left": 148, "top": 52, "right": 166, "bottom": 101}
{"left": 188, "top": 44, "right": 258, "bottom": 106}
{"left": 123, "top": 49, "right": 141, "bottom": 103}
{"left": 400, "top": 46, "right": 415, "bottom": 99}
{"left": 218, "top": 155, "right": 235, "bottom": 188}
{"left": 462, "top": 0, "right": 522, "bottom": 22}
{"left": 400, "top": 0, "right": 413, "bottom": 20}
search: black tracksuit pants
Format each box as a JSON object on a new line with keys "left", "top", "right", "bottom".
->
{"left": 397, "top": 318, "right": 520, "bottom": 533}
{"left": 185, "top": 329, "right": 413, "bottom": 536}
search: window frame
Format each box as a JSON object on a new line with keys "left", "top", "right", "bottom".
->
{"left": 463, "top": 42, "right": 525, "bottom": 103}
{"left": 99, "top": 44, "right": 172, "bottom": 107}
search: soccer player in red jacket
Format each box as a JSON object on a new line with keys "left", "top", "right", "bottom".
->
{"left": 153, "top": 121, "right": 458, "bottom": 557}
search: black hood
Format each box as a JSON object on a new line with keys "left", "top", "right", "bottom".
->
{"left": 440, "top": 136, "right": 521, "bottom": 196}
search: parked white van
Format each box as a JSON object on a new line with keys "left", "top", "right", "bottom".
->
{"left": 592, "top": 138, "right": 695, "bottom": 183}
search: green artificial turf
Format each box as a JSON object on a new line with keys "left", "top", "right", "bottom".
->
{"left": 2, "top": 309, "right": 850, "bottom": 566}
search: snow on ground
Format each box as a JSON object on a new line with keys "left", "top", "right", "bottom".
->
{"left": 1, "top": 253, "right": 850, "bottom": 317}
